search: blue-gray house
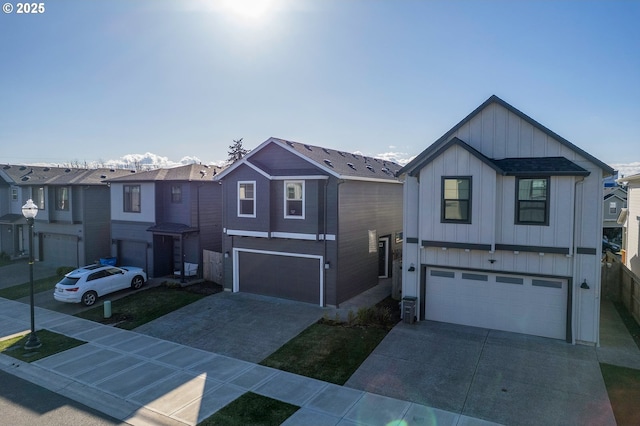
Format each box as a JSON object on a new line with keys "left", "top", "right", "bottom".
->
{"left": 214, "top": 137, "right": 403, "bottom": 306}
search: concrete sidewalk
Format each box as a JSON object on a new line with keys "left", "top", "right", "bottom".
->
{"left": 0, "top": 296, "right": 497, "bottom": 426}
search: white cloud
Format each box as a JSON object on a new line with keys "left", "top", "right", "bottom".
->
{"left": 611, "top": 162, "right": 640, "bottom": 179}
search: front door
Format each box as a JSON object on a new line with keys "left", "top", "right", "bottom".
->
{"left": 378, "top": 236, "right": 390, "bottom": 278}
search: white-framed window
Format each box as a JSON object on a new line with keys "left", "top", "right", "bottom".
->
{"left": 33, "top": 187, "right": 45, "bottom": 210}
{"left": 123, "top": 185, "right": 141, "bottom": 213}
{"left": 11, "top": 187, "right": 18, "bottom": 201}
{"left": 284, "top": 181, "right": 304, "bottom": 219}
{"left": 238, "top": 181, "right": 256, "bottom": 217}
{"left": 55, "top": 186, "right": 69, "bottom": 211}
{"left": 171, "top": 185, "right": 182, "bottom": 203}
{"left": 609, "top": 201, "right": 617, "bottom": 215}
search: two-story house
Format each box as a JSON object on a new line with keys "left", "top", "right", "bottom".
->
{"left": 618, "top": 173, "right": 640, "bottom": 276}
{"left": 603, "top": 185, "right": 627, "bottom": 244}
{"left": 214, "top": 137, "right": 403, "bottom": 307}
{"left": 0, "top": 165, "right": 133, "bottom": 266}
{"left": 107, "top": 164, "right": 223, "bottom": 278}
{"left": 399, "top": 95, "right": 614, "bottom": 345}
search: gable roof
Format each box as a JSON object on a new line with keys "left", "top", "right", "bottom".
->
{"left": 0, "top": 164, "right": 135, "bottom": 185}
{"left": 105, "top": 164, "right": 224, "bottom": 183}
{"left": 214, "top": 137, "right": 402, "bottom": 183}
{"left": 399, "top": 95, "right": 614, "bottom": 177}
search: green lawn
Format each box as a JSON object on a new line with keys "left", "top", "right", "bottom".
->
{"left": 0, "top": 275, "right": 61, "bottom": 300}
{"left": 74, "top": 282, "right": 221, "bottom": 330}
{"left": 198, "top": 392, "right": 298, "bottom": 426}
{"left": 0, "top": 329, "right": 85, "bottom": 362}
{"left": 600, "top": 363, "right": 640, "bottom": 426}
{"left": 260, "top": 299, "right": 400, "bottom": 385}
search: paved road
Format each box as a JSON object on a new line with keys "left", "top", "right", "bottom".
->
{"left": 0, "top": 370, "right": 128, "bottom": 426}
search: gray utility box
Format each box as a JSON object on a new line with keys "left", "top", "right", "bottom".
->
{"left": 402, "top": 296, "right": 417, "bottom": 324}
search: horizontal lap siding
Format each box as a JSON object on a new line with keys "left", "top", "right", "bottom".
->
{"left": 337, "top": 180, "right": 402, "bottom": 304}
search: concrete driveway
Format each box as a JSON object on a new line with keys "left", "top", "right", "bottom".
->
{"left": 134, "top": 291, "right": 327, "bottom": 363}
{"left": 346, "top": 318, "right": 621, "bottom": 426}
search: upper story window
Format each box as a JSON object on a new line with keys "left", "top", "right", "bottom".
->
{"left": 33, "top": 187, "right": 45, "bottom": 210}
{"left": 238, "top": 181, "right": 255, "bottom": 217}
{"left": 516, "top": 177, "right": 549, "bottom": 225}
{"left": 284, "top": 181, "right": 304, "bottom": 219}
{"left": 11, "top": 188, "right": 18, "bottom": 201}
{"left": 123, "top": 185, "right": 141, "bottom": 213}
{"left": 171, "top": 185, "right": 182, "bottom": 203}
{"left": 55, "top": 186, "right": 69, "bottom": 211}
{"left": 441, "top": 177, "right": 471, "bottom": 223}
{"left": 609, "top": 201, "right": 617, "bottom": 215}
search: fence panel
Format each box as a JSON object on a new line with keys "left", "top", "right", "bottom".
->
{"left": 203, "top": 250, "right": 223, "bottom": 284}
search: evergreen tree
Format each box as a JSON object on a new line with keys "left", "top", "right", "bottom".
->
{"left": 227, "top": 138, "right": 249, "bottom": 164}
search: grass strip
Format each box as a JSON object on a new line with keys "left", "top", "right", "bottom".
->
{"left": 198, "top": 392, "right": 298, "bottom": 426}
{"left": 0, "top": 276, "right": 61, "bottom": 300}
{"left": 600, "top": 363, "right": 640, "bottom": 426}
{"left": 74, "top": 283, "right": 218, "bottom": 330}
{"left": 260, "top": 322, "right": 388, "bottom": 385}
{"left": 0, "top": 329, "right": 85, "bottom": 362}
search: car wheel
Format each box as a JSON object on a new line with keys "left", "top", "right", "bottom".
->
{"left": 131, "top": 276, "right": 144, "bottom": 290}
{"left": 82, "top": 291, "right": 97, "bottom": 306}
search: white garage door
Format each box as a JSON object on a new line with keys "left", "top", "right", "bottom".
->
{"left": 424, "top": 268, "right": 568, "bottom": 340}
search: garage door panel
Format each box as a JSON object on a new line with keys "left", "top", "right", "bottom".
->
{"left": 238, "top": 251, "right": 321, "bottom": 305}
{"left": 42, "top": 234, "right": 77, "bottom": 267}
{"left": 425, "top": 269, "right": 567, "bottom": 340}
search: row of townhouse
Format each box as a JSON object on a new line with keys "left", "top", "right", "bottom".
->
{"left": 0, "top": 95, "right": 614, "bottom": 346}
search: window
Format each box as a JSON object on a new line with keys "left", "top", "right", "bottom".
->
{"left": 284, "top": 181, "right": 304, "bottom": 218}
{"left": 123, "top": 185, "right": 141, "bottom": 213}
{"left": 516, "top": 177, "right": 549, "bottom": 225}
{"left": 609, "top": 202, "right": 617, "bottom": 215}
{"left": 34, "top": 187, "right": 45, "bottom": 210}
{"left": 441, "top": 177, "right": 471, "bottom": 223}
{"left": 11, "top": 188, "right": 17, "bottom": 201}
{"left": 55, "top": 187, "right": 69, "bottom": 211}
{"left": 171, "top": 185, "right": 182, "bottom": 203}
{"left": 238, "top": 181, "right": 255, "bottom": 217}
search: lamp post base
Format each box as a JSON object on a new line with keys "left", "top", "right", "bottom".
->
{"left": 24, "top": 332, "right": 41, "bottom": 350}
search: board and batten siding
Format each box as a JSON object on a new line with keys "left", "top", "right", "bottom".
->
{"left": 418, "top": 144, "right": 496, "bottom": 245}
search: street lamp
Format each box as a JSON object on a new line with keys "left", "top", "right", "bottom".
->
{"left": 22, "top": 199, "right": 41, "bottom": 350}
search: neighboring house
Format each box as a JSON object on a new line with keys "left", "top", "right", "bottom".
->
{"left": 603, "top": 185, "right": 627, "bottom": 243}
{"left": 214, "top": 137, "right": 403, "bottom": 307}
{"left": 107, "top": 164, "right": 223, "bottom": 278}
{"left": 0, "top": 165, "right": 133, "bottom": 266}
{"left": 399, "top": 95, "right": 614, "bottom": 345}
{"left": 618, "top": 173, "right": 640, "bottom": 276}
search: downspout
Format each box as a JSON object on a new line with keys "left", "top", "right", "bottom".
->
{"left": 571, "top": 176, "right": 585, "bottom": 344}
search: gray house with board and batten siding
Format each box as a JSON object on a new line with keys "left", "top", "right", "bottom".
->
{"left": 399, "top": 95, "right": 615, "bottom": 346}
{"left": 214, "top": 137, "right": 403, "bottom": 307}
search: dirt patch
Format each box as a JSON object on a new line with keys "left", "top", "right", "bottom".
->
{"left": 180, "top": 281, "right": 224, "bottom": 296}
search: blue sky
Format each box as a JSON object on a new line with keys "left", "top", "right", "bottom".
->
{"left": 1, "top": 0, "right": 639, "bottom": 175}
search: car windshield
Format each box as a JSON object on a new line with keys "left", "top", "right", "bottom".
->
{"left": 58, "top": 276, "right": 80, "bottom": 286}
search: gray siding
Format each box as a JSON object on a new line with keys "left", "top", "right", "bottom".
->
{"left": 251, "top": 143, "right": 320, "bottom": 173}
{"left": 224, "top": 165, "right": 271, "bottom": 232}
{"left": 336, "top": 180, "right": 403, "bottom": 304}
{"left": 271, "top": 179, "right": 323, "bottom": 235}
{"left": 82, "top": 187, "right": 113, "bottom": 264}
